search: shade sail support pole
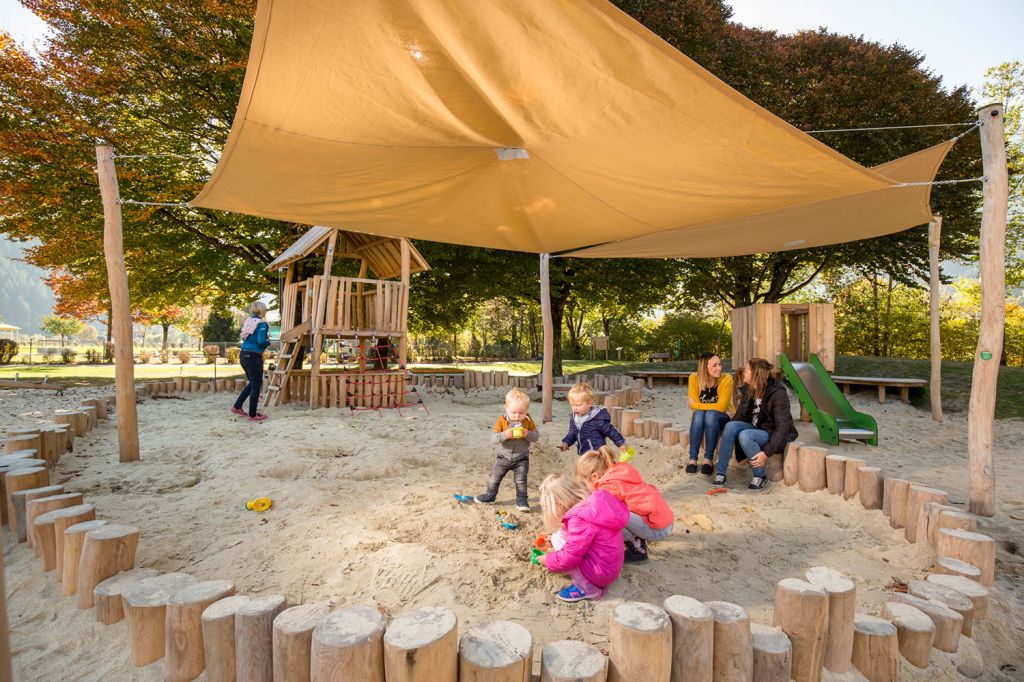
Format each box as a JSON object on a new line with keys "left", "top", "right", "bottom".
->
{"left": 929, "top": 216, "right": 943, "bottom": 423}
{"left": 540, "top": 253, "right": 554, "bottom": 423}
{"left": 96, "top": 143, "right": 140, "bottom": 463}
{"left": 968, "top": 104, "right": 1008, "bottom": 517}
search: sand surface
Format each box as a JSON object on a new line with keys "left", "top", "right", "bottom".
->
{"left": 3, "top": 381, "right": 1023, "bottom": 680}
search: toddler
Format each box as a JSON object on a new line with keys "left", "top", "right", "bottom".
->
{"left": 475, "top": 388, "right": 539, "bottom": 512}
{"left": 559, "top": 383, "right": 627, "bottom": 455}
{"left": 536, "top": 473, "right": 629, "bottom": 603}
{"left": 576, "top": 446, "right": 674, "bottom": 564}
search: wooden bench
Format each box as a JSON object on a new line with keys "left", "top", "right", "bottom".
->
{"left": 629, "top": 371, "right": 690, "bottom": 388}
{"left": 831, "top": 376, "right": 927, "bottom": 404}
{"left": 0, "top": 379, "right": 67, "bottom": 395}
{"left": 647, "top": 352, "right": 671, "bottom": 362}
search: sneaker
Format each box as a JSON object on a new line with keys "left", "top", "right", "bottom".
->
{"left": 230, "top": 407, "right": 246, "bottom": 416}
{"left": 475, "top": 493, "right": 496, "bottom": 504}
{"left": 634, "top": 537, "right": 649, "bottom": 556}
{"left": 557, "top": 584, "right": 592, "bottom": 603}
{"left": 748, "top": 476, "right": 768, "bottom": 492}
{"left": 248, "top": 413, "right": 268, "bottom": 422}
{"left": 623, "top": 544, "right": 649, "bottom": 564}
{"left": 700, "top": 462, "right": 714, "bottom": 476}
{"left": 684, "top": 461, "right": 698, "bottom": 474}
{"left": 516, "top": 499, "right": 531, "bottom": 512}
{"left": 712, "top": 473, "right": 727, "bottom": 485}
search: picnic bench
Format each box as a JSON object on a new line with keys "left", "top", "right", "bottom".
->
{"left": 629, "top": 370, "right": 691, "bottom": 388}
{"left": 0, "top": 379, "right": 67, "bottom": 396}
{"left": 647, "top": 352, "right": 672, "bottom": 362}
{"left": 830, "top": 376, "right": 927, "bottom": 404}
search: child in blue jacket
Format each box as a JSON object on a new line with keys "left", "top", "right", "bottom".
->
{"left": 558, "top": 383, "right": 628, "bottom": 455}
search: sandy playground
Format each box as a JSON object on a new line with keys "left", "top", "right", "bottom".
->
{"left": 3, "top": 380, "right": 1023, "bottom": 681}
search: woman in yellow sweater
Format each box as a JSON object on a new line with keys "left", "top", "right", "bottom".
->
{"left": 685, "top": 353, "right": 734, "bottom": 475}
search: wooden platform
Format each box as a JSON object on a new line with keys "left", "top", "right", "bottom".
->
{"left": 831, "top": 376, "right": 927, "bottom": 404}
{"left": 628, "top": 371, "right": 690, "bottom": 388}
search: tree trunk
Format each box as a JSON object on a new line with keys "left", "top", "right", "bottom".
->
{"left": 871, "top": 274, "right": 881, "bottom": 356}
{"left": 161, "top": 323, "right": 170, "bottom": 352}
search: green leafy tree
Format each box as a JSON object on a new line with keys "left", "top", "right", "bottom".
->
{"left": 40, "top": 314, "right": 84, "bottom": 347}
{"left": 202, "top": 309, "right": 238, "bottom": 343}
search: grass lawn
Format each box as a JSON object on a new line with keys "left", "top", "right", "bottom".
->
{"left": 4, "top": 355, "right": 1021, "bottom": 419}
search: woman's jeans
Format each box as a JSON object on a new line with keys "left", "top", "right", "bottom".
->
{"left": 717, "top": 421, "right": 770, "bottom": 477}
{"left": 234, "top": 350, "right": 265, "bottom": 417}
{"left": 688, "top": 409, "right": 730, "bottom": 460}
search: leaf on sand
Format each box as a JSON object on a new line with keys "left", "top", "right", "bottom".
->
{"left": 677, "top": 512, "right": 714, "bottom": 532}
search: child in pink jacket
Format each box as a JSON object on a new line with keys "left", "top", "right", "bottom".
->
{"left": 537, "top": 473, "right": 630, "bottom": 603}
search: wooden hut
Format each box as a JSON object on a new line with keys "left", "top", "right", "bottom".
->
{"left": 731, "top": 304, "right": 834, "bottom": 371}
{"left": 264, "top": 226, "right": 429, "bottom": 409}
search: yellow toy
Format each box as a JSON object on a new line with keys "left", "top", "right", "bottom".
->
{"left": 511, "top": 426, "right": 525, "bottom": 439}
{"left": 242, "top": 497, "right": 272, "bottom": 512}
{"left": 618, "top": 446, "right": 637, "bottom": 463}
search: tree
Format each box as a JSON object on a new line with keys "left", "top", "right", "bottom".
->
{"left": 40, "top": 314, "right": 83, "bottom": 347}
{"left": 202, "top": 309, "right": 239, "bottom": 343}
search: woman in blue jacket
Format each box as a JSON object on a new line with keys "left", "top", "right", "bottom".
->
{"left": 231, "top": 302, "right": 271, "bottom": 421}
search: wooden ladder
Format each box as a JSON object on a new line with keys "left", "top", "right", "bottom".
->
{"left": 263, "top": 337, "right": 304, "bottom": 407}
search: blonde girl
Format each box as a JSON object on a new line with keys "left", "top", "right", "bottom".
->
{"left": 537, "top": 473, "right": 629, "bottom": 603}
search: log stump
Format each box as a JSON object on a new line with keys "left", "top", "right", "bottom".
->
{"left": 908, "top": 580, "right": 974, "bottom": 636}
{"left": 53, "top": 409, "right": 78, "bottom": 434}
{"left": 620, "top": 410, "right": 641, "bottom": 438}
{"left": 850, "top": 614, "right": 898, "bottom": 682}
{"left": 633, "top": 419, "right": 649, "bottom": 440}
{"left": 936, "top": 529, "right": 995, "bottom": 587}
{"left": 750, "top": 623, "right": 791, "bottom": 682}
{"left": 236, "top": 594, "right": 288, "bottom": 682}
{"left": 805, "top": 567, "right": 855, "bottom": 673}
{"left": 663, "top": 595, "right": 712, "bottom": 682}
{"left": 662, "top": 428, "right": 682, "bottom": 447}
{"left": 310, "top": 605, "right": 387, "bottom": 682}
{"left": 11, "top": 484, "right": 63, "bottom": 543}
{"left": 28, "top": 492, "right": 83, "bottom": 557}
{"left": 61, "top": 519, "right": 108, "bottom": 597}
{"left": 824, "top": 455, "right": 847, "bottom": 495}
{"left": 458, "top": 620, "right": 532, "bottom": 682}
{"left": 933, "top": 556, "right": 982, "bottom": 581}
{"left": 76, "top": 523, "right": 140, "bottom": 608}
{"left": 383, "top": 605, "right": 458, "bottom": 682}
{"left": 798, "top": 446, "right": 828, "bottom": 492}
{"left": 78, "top": 405, "right": 98, "bottom": 430}
{"left": 540, "top": 640, "right": 607, "bottom": 682}
{"left": 883, "top": 478, "right": 910, "bottom": 526}
{"left": 5, "top": 467, "right": 49, "bottom": 538}
{"left": 5, "top": 433, "right": 40, "bottom": 455}
{"left": 905, "top": 485, "right": 948, "bottom": 544}
{"left": 926, "top": 573, "right": 990, "bottom": 621}
{"left": 202, "top": 595, "right": 252, "bottom": 682}
{"left": 857, "top": 467, "right": 884, "bottom": 510}
{"left": 166, "top": 579, "right": 236, "bottom": 682}
{"left": 706, "top": 601, "right": 753, "bottom": 682}
{"left": 123, "top": 572, "right": 198, "bottom": 666}
{"left": 608, "top": 601, "right": 671, "bottom": 682}
{"left": 81, "top": 397, "right": 108, "bottom": 419}
{"left": 881, "top": 602, "right": 934, "bottom": 669}
{"left": 765, "top": 454, "right": 784, "bottom": 483}
{"left": 783, "top": 442, "right": 802, "bottom": 486}
{"left": 842, "top": 458, "right": 865, "bottom": 500}
{"left": 272, "top": 602, "right": 330, "bottom": 682}
{"left": 894, "top": 593, "right": 962, "bottom": 653}
{"left": 772, "top": 579, "right": 828, "bottom": 682}
{"left": 47, "top": 499, "right": 94, "bottom": 573}
{"left": 935, "top": 508, "right": 978, "bottom": 544}
{"left": 93, "top": 567, "right": 160, "bottom": 624}
{"left": 35, "top": 426, "right": 60, "bottom": 466}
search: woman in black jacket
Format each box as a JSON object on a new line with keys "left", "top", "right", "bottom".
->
{"left": 712, "top": 358, "right": 798, "bottom": 491}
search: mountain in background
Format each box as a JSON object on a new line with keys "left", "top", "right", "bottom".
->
{"left": 0, "top": 239, "right": 56, "bottom": 334}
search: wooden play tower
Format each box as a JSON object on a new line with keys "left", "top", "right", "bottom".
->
{"left": 264, "top": 226, "right": 429, "bottom": 410}
{"left": 731, "top": 303, "right": 835, "bottom": 371}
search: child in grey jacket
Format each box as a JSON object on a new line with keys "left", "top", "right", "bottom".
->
{"left": 475, "top": 388, "right": 540, "bottom": 512}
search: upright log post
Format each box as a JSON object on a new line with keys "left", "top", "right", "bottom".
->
{"left": 202, "top": 595, "right": 252, "bottom": 682}
{"left": 93, "top": 567, "right": 159, "bottom": 624}
{"left": 881, "top": 602, "right": 934, "bottom": 669}
{"left": 0, "top": 527, "right": 10, "bottom": 682}
{"left": 62, "top": 520, "right": 108, "bottom": 597}
{"left": 608, "top": 601, "right": 672, "bottom": 682}
{"left": 750, "top": 624, "right": 791, "bottom": 682}
{"left": 236, "top": 594, "right": 288, "bottom": 682}
{"left": 772, "top": 579, "right": 828, "bottom": 682}
{"left": 850, "top": 615, "right": 898, "bottom": 682}
{"left": 805, "top": 567, "right": 855, "bottom": 673}
{"left": 706, "top": 601, "right": 753, "bottom": 682}
{"left": 663, "top": 595, "right": 712, "bottom": 682}
{"left": 540, "top": 254, "right": 554, "bottom": 423}
{"left": 928, "top": 216, "right": 944, "bottom": 422}
{"left": 399, "top": 239, "right": 411, "bottom": 369}
{"left": 310, "top": 605, "right": 387, "bottom": 682}
{"left": 166, "top": 580, "right": 237, "bottom": 682}
{"left": 122, "top": 572, "right": 199, "bottom": 666}
{"left": 272, "top": 602, "right": 330, "bottom": 682}
{"left": 968, "top": 104, "right": 1008, "bottom": 517}
{"left": 383, "top": 606, "right": 458, "bottom": 682}
{"left": 458, "top": 620, "right": 533, "bottom": 681}
{"left": 96, "top": 144, "right": 139, "bottom": 462}
{"left": 539, "top": 640, "right": 607, "bottom": 682}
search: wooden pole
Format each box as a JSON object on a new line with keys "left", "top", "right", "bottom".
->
{"left": 928, "top": 216, "right": 944, "bottom": 422}
{"left": 706, "top": 601, "right": 753, "bottom": 682}
{"left": 62, "top": 520, "right": 108, "bottom": 597}
{"left": 166, "top": 580, "right": 237, "bottom": 682}
{"left": 123, "top": 572, "right": 199, "bottom": 666}
{"left": 936, "top": 528, "right": 995, "bottom": 586}
{"left": 96, "top": 144, "right": 140, "bottom": 462}
{"left": 857, "top": 467, "right": 883, "bottom": 510}
{"left": 908, "top": 580, "right": 974, "bottom": 636}
{"left": 805, "top": 567, "right": 855, "bottom": 673}
{"left": 399, "top": 239, "right": 411, "bottom": 369}
{"left": 0, "top": 527, "right": 11, "bottom": 682}
{"left": 772, "top": 579, "right": 828, "bottom": 682}
{"left": 458, "top": 620, "right": 532, "bottom": 681}
{"left": 76, "top": 523, "right": 140, "bottom": 608}
{"left": 383, "top": 606, "right": 458, "bottom": 682}
{"left": 927, "top": 574, "right": 990, "bottom": 621}
{"left": 202, "top": 595, "right": 251, "bottom": 682}
{"left": 849, "top": 615, "right": 898, "bottom": 682}
{"left": 539, "top": 640, "right": 606, "bottom": 682}
{"left": 608, "top": 601, "right": 672, "bottom": 682}
{"left": 663, "top": 595, "right": 712, "bottom": 682}
{"left": 310, "top": 605, "right": 386, "bottom": 682}
{"left": 540, "top": 254, "right": 554, "bottom": 423}
{"left": 273, "top": 602, "right": 330, "bottom": 682}
{"left": 968, "top": 104, "right": 1008, "bottom": 517}
{"left": 750, "top": 624, "right": 792, "bottom": 682}
{"left": 236, "top": 594, "right": 288, "bottom": 682}
{"left": 93, "top": 567, "right": 158, "bottom": 624}
{"left": 881, "top": 602, "right": 934, "bottom": 669}
{"left": 894, "top": 594, "right": 962, "bottom": 653}
{"left": 309, "top": 230, "right": 338, "bottom": 410}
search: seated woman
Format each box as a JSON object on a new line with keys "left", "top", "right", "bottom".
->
{"left": 713, "top": 357, "right": 797, "bottom": 491}
{"left": 685, "top": 352, "right": 733, "bottom": 476}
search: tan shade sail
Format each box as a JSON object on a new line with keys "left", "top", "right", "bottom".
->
{"left": 190, "top": 0, "right": 935, "bottom": 254}
{"left": 566, "top": 139, "right": 955, "bottom": 258}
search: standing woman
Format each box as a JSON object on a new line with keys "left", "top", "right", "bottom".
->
{"left": 685, "top": 353, "right": 733, "bottom": 475}
{"left": 231, "top": 301, "right": 271, "bottom": 422}
{"left": 713, "top": 358, "right": 797, "bottom": 491}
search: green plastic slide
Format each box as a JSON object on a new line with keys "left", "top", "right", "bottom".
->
{"left": 779, "top": 352, "right": 878, "bottom": 446}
